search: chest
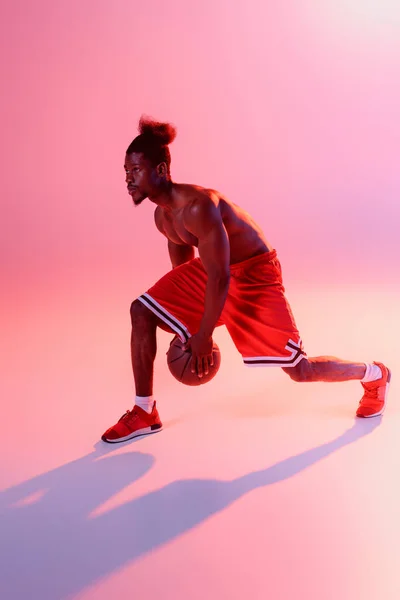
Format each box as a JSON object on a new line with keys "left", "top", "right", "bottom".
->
{"left": 162, "top": 212, "right": 198, "bottom": 246}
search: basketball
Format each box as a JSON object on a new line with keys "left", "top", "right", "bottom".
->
{"left": 166, "top": 335, "right": 221, "bottom": 386}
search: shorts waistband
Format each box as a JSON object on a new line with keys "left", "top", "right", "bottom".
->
{"left": 229, "top": 249, "right": 277, "bottom": 273}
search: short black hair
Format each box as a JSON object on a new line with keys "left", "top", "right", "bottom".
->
{"left": 126, "top": 116, "right": 177, "bottom": 173}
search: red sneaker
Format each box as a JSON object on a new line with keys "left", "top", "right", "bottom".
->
{"left": 102, "top": 402, "right": 162, "bottom": 443}
{"left": 356, "top": 362, "right": 391, "bottom": 418}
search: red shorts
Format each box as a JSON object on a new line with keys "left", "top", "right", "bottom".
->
{"left": 137, "top": 249, "right": 306, "bottom": 367}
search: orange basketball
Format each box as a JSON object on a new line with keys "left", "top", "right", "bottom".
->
{"left": 166, "top": 335, "right": 221, "bottom": 386}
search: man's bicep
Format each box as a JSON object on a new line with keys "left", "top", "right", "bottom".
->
{"left": 184, "top": 199, "right": 230, "bottom": 278}
{"left": 197, "top": 224, "right": 230, "bottom": 279}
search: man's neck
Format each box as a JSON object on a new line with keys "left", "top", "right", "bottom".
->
{"left": 149, "top": 181, "right": 177, "bottom": 212}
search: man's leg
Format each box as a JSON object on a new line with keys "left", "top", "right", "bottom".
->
{"left": 226, "top": 250, "right": 390, "bottom": 416}
{"left": 282, "top": 357, "right": 366, "bottom": 382}
{"left": 130, "top": 299, "right": 175, "bottom": 397}
{"left": 130, "top": 299, "right": 158, "bottom": 397}
{"left": 102, "top": 257, "right": 209, "bottom": 442}
{"left": 101, "top": 300, "right": 173, "bottom": 443}
{"left": 283, "top": 357, "right": 391, "bottom": 418}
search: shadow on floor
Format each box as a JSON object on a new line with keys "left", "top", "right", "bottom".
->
{"left": 0, "top": 417, "right": 381, "bottom": 600}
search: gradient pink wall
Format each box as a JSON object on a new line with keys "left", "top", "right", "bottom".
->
{"left": 1, "top": 6, "right": 400, "bottom": 598}
{"left": 2, "top": 0, "right": 400, "bottom": 303}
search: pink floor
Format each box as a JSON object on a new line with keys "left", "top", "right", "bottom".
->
{"left": 1, "top": 279, "right": 399, "bottom": 600}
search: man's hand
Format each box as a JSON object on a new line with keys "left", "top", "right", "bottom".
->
{"left": 184, "top": 333, "right": 214, "bottom": 378}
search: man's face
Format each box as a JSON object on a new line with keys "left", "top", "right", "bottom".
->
{"left": 124, "top": 152, "right": 155, "bottom": 206}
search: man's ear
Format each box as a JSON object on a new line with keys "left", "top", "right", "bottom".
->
{"left": 157, "top": 162, "right": 168, "bottom": 177}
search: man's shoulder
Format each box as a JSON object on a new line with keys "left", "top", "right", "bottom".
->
{"left": 178, "top": 183, "right": 221, "bottom": 201}
{"left": 183, "top": 194, "right": 224, "bottom": 233}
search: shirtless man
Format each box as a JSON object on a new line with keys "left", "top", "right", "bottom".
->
{"left": 101, "top": 117, "right": 391, "bottom": 443}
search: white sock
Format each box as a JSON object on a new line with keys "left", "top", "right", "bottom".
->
{"left": 361, "top": 363, "right": 382, "bottom": 383}
{"left": 135, "top": 395, "right": 154, "bottom": 414}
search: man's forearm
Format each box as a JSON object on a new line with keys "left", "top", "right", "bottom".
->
{"left": 197, "top": 276, "right": 230, "bottom": 338}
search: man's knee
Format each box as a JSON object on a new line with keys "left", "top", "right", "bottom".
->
{"left": 129, "top": 299, "right": 175, "bottom": 334}
{"left": 282, "top": 358, "right": 312, "bottom": 382}
{"left": 130, "top": 299, "right": 154, "bottom": 322}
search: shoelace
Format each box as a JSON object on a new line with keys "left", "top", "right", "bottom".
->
{"left": 118, "top": 408, "right": 139, "bottom": 423}
{"left": 359, "top": 385, "right": 380, "bottom": 407}
{"left": 363, "top": 386, "right": 377, "bottom": 396}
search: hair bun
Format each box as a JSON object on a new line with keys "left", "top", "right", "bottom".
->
{"left": 139, "top": 115, "right": 177, "bottom": 145}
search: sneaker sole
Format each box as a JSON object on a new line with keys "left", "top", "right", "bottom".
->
{"left": 358, "top": 368, "right": 391, "bottom": 418}
{"left": 102, "top": 423, "right": 163, "bottom": 444}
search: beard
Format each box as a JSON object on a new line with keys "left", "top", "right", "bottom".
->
{"left": 133, "top": 194, "right": 147, "bottom": 206}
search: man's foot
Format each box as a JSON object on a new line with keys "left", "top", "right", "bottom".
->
{"left": 356, "top": 362, "right": 391, "bottom": 418}
{"left": 102, "top": 402, "right": 162, "bottom": 443}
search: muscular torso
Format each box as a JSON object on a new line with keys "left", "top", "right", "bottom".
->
{"left": 155, "top": 184, "right": 272, "bottom": 265}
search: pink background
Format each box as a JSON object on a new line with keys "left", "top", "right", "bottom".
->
{"left": 2, "top": 0, "right": 400, "bottom": 296}
{"left": 1, "top": 2, "right": 400, "bottom": 599}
